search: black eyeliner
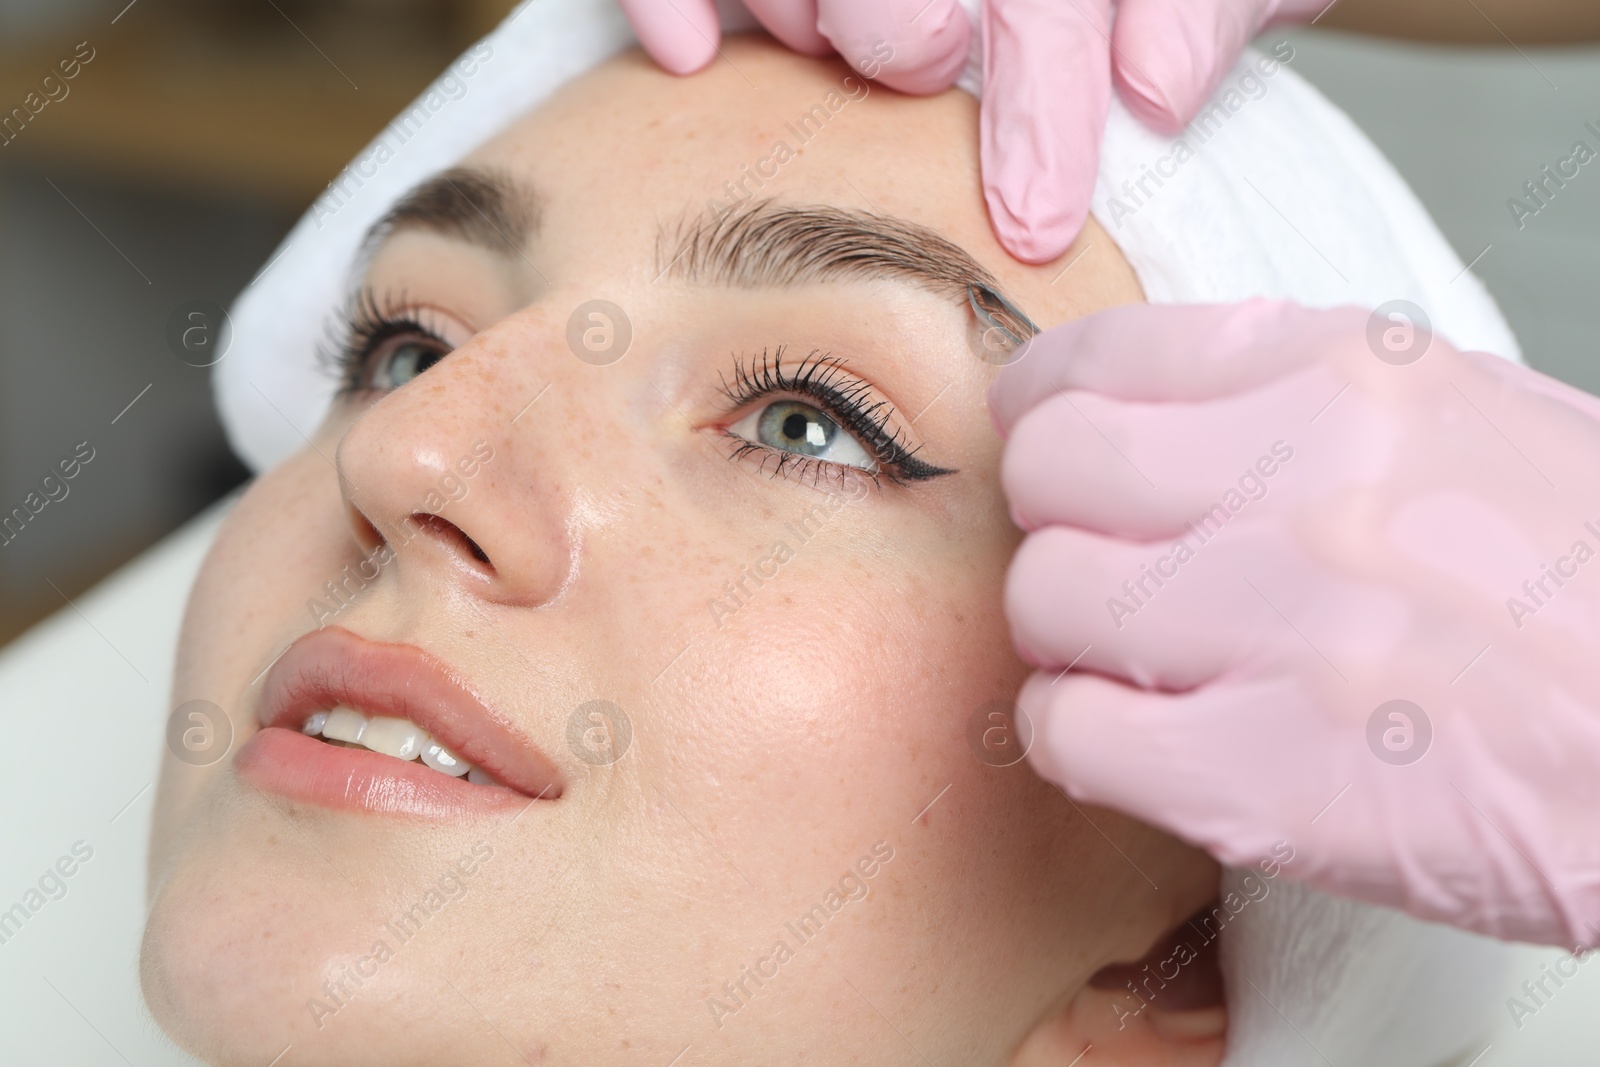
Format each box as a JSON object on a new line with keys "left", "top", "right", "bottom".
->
{"left": 719, "top": 347, "right": 956, "bottom": 486}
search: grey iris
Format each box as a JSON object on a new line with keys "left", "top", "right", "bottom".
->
{"left": 758, "top": 401, "right": 836, "bottom": 457}
{"left": 381, "top": 342, "right": 444, "bottom": 388}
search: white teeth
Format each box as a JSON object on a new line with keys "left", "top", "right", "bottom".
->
{"left": 360, "top": 716, "right": 428, "bottom": 760}
{"left": 302, "top": 707, "right": 494, "bottom": 784}
{"left": 321, "top": 706, "right": 368, "bottom": 744}
{"left": 420, "top": 739, "right": 472, "bottom": 778}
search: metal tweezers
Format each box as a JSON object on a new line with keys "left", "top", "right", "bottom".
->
{"left": 967, "top": 284, "right": 1040, "bottom": 351}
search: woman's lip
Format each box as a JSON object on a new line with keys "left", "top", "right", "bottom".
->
{"left": 253, "top": 626, "right": 565, "bottom": 806}
{"left": 236, "top": 728, "right": 532, "bottom": 817}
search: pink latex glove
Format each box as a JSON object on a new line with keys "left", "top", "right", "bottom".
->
{"left": 991, "top": 300, "right": 1600, "bottom": 949}
{"left": 614, "top": 0, "right": 1329, "bottom": 262}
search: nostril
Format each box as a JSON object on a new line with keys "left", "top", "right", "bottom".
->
{"left": 349, "top": 505, "right": 386, "bottom": 556}
{"left": 408, "top": 513, "right": 494, "bottom": 572}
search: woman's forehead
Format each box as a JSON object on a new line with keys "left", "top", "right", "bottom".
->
{"left": 463, "top": 43, "right": 985, "bottom": 240}
{"left": 438, "top": 39, "right": 1133, "bottom": 331}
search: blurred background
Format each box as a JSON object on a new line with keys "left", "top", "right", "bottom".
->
{"left": 0, "top": 1, "right": 1596, "bottom": 650}
{"left": 0, "top": 0, "right": 522, "bottom": 645}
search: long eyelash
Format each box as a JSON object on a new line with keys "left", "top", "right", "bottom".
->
{"left": 718, "top": 347, "right": 956, "bottom": 487}
{"left": 317, "top": 287, "right": 447, "bottom": 396}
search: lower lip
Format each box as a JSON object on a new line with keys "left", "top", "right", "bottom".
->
{"left": 235, "top": 728, "right": 532, "bottom": 818}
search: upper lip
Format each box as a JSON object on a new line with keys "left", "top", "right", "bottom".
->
{"left": 256, "top": 626, "right": 565, "bottom": 801}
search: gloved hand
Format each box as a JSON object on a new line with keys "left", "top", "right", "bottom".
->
{"left": 991, "top": 300, "right": 1600, "bottom": 949}
{"left": 614, "top": 0, "right": 1329, "bottom": 263}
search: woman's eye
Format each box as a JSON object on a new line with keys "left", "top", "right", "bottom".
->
{"left": 728, "top": 400, "right": 877, "bottom": 471}
{"left": 370, "top": 337, "right": 449, "bottom": 389}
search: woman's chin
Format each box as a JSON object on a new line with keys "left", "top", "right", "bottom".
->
{"left": 140, "top": 760, "right": 679, "bottom": 1065}
{"left": 139, "top": 817, "right": 489, "bottom": 1066}
{"left": 141, "top": 865, "right": 336, "bottom": 1065}
{"left": 140, "top": 871, "right": 496, "bottom": 1066}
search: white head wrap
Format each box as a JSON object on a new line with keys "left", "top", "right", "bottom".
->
{"left": 215, "top": 3, "right": 1516, "bottom": 1063}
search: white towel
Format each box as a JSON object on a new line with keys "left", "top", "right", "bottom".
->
{"left": 214, "top": 3, "right": 1518, "bottom": 1064}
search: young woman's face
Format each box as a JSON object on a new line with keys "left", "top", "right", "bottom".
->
{"left": 143, "top": 39, "right": 1219, "bottom": 1066}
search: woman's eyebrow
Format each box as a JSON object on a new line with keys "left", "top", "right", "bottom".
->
{"left": 657, "top": 199, "right": 1006, "bottom": 302}
{"left": 358, "top": 166, "right": 540, "bottom": 262}
{"left": 356, "top": 183, "right": 1022, "bottom": 323}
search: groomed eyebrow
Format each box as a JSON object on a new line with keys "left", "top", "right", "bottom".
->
{"left": 359, "top": 166, "right": 539, "bottom": 263}
{"left": 658, "top": 199, "right": 1005, "bottom": 303}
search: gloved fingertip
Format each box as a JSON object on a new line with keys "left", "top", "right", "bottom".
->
{"left": 1017, "top": 673, "right": 1070, "bottom": 783}
{"left": 871, "top": 59, "right": 964, "bottom": 96}
{"left": 1008, "top": 631, "right": 1046, "bottom": 667}
{"left": 1113, "top": 3, "right": 1253, "bottom": 134}
{"left": 772, "top": 28, "right": 837, "bottom": 58}
{"left": 751, "top": 2, "right": 833, "bottom": 58}
{"left": 856, "top": 9, "right": 970, "bottom": 96}
{"left": 982, "top": 141, "right": 1091, "bottom": 263}
{"left": 617, "top": 0, "right": 726, "bottom": 75}
{"left": 1014, "top": 668, "right": 1055, "bottom": 717}
{"left": 1114, "top": 64, "right": 1191, "bottom": 135}
{"left": 986, "top": 189, "right": 1084, "bottom": 265}
{"left": 629, "top": 9, "right": 722, "bottom": 75}
{"left": 653, "top": 41, "right": 720, "bottom": 76}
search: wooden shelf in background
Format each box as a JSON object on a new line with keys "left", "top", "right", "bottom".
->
{"left": 0, "top": 1, "right": 517, "bottom": 206}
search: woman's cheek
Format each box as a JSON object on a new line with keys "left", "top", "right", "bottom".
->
{"left": 175, "top": 450, "right": 348, "bottom": 688}
{"left": 152, "top": 449, "right": 351, "bottom": 875}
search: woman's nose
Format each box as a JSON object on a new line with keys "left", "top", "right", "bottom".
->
{"left": 332, "top": 348, "right": 572, "bottom": 608}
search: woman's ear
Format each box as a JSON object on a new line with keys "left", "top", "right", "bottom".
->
{"left": 1011, "top": 907, "right": 1226, "bottom": 1067}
